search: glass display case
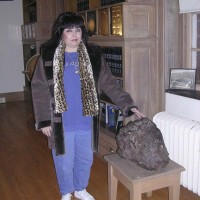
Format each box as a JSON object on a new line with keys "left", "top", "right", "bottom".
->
{"left": 111, "top": 6, "right": 122, "bottom": 36}
{"left": 98, "top": 8, "right": 109, "bottom": 35}
{"left": 87, "top": 10, "right": 97, "bottom": 36}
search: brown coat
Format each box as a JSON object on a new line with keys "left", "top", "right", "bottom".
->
{"left": 31, "top": 45, "right": 137, "bottom": 155}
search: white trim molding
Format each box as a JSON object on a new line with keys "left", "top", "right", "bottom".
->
{"left": 179, "top": 0, "right": 200, "bottom": 13}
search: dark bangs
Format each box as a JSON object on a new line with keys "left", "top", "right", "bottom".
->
{"left": 60, "top": 13, "right": 84, "bottom": 30}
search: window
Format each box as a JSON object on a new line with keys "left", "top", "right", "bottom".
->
{"left": 191, "top": 13, "right": 200, "bottom": 83}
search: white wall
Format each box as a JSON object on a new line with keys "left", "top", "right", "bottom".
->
{"left": 165, "top": 93, "right": 200, "bottom": 122}
{"left": 0, "top": 0, "right": 24, "bottom": 93}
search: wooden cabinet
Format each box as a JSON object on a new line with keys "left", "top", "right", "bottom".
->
{"left": 22, "top": 0, "right": 64, "bottom": 51}
{"left": 64, "top": 0, "right": 161, "bottom": 157}
{"left": 22, "top": 0, "right": 64, "bottom": 100}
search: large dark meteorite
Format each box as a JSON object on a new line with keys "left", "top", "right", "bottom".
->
{"left": 116, "top": 117, "right": 170, "bottom": 171}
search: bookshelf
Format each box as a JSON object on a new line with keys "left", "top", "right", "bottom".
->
{"left": 64, "top": 0, "right": 161, "bottom": 157}
{"left": 93, "top": 42, "right": 127, "bottom": 157}
{"left": 101, "top": 47, "right": 123, "bottom": 78}
{"left": 22, "top": 0, "right": 64, "bottom": 100}
{"left": 22, "top": 0, "right": 64, "bottom": 52}
{"left": 99, "top": 45, "right": 123, "bottom": 138}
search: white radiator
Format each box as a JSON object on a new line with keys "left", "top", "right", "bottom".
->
{"left": 153, "top": 112, "right": 200, "bottom": 196}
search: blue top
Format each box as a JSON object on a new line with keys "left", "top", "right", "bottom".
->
{"left": 62, "top": 52, "right": 91, "bottom": 132}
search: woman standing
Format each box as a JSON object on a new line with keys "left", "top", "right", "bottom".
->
{"left": 31, "top": 12, "right": 144, "bottom": 200}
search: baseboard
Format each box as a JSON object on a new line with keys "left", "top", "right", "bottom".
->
{"left": 0, "top": 91, "right": 25, "bottom": 103}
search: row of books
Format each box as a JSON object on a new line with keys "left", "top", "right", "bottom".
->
{"left": 21, "top": 23, "right": 36, "bottom": 40}
{"left": 102, "top": 47, "right": 123, "bottom": 77}
{"left": 101, "top": 0, "right": 125, "bottom": 7}
{"left": 100, "top": 102, "right": 123, "bottom": 132}
{"left": 77, "top": 0, "right": 89, "bottom": 11}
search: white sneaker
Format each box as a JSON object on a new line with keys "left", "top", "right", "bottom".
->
{"left": 61, "top": 193, "right": 72, "bottom": 200}
{"left": 74, "top": 189, "right": 95, "bottom": 200}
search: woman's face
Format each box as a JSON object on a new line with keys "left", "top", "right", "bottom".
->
{"left": 62, "top": 27, "right": 82, "bottom": 52}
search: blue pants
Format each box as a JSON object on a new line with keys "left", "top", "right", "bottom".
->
{"left": 52, "top": 130, "right": 93, "bottom": 195}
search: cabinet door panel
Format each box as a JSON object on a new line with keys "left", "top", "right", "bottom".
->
{"left": 123, "top": 4, "right": 156, "bottom": 38}
{"left": 124, "top": 40, "right": 158, "bottom": 119}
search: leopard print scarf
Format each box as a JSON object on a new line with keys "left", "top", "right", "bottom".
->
{"left": 53, "top": 40, "right": 99, "bottom": 116}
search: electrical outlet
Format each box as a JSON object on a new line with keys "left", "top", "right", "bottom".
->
{"left": 0, "top": 97, "right": 6, "bottom": 103}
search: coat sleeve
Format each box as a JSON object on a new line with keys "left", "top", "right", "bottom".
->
{"left": 31, "top": 56, "right": 51, "bottom": 130}
{"left": 98, "top": 57, "right": 138, "bottom": 117}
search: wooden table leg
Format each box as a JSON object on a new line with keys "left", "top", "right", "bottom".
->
{"left": 169, "top": 173, "right": 181, "bottom": 200}
{"left": 108, "top": 164, "right": 118, "bottom": 200}
{"left": 130, "top": 183, "right": 142, "bottom": 200}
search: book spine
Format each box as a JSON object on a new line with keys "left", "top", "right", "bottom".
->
{"left": 107, "top": 104, "right": 116, "bottom": 127}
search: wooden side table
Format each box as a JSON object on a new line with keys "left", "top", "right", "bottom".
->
{"left": 104, "top": 154, "right": 185, "bottom": 200}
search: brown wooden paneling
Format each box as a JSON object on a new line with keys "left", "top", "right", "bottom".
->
{"left": 64, "top": 0, "right": 77, "bottom": 12}
{"left": 37, "top": 0, "right": 55, "bottom": 22}
{"left": 55, "top": 0, "right": 64, "bottom": 18}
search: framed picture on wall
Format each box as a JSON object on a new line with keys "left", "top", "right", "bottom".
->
{"left": 169, "top": 68, "right": 196, "bottom": 90}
